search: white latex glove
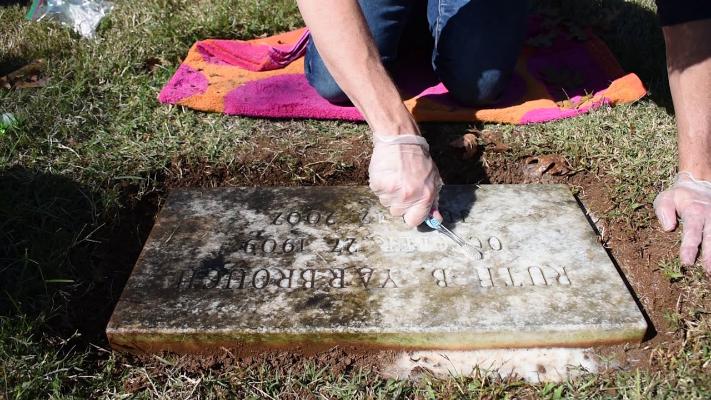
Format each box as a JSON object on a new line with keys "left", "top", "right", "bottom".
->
{"left": 654, "top": 171, "right": 711, "bottom": 275}
{"left": 368, "top": 134, "right": 443, "bottom": 227}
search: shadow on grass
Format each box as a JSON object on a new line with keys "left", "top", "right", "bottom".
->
{"left": 540, "top": 0, "right": 672, "bottom": 112}
{"left": 0, "top": 0, "right": 29, "bottom": 6}
{"left": 424, "top": 124, "right": 489, "bottom": 185}
{"left": 0, "top": 167, "right": 158, "bottom": 345}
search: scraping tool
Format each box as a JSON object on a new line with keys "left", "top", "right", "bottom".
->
{"left": 425, "top": 215, "right": 482, "bottom": 259}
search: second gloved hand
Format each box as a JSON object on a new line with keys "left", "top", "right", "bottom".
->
{"left": 654, "top": 171, "right": 711, "bottom": 275}
{"left": 368, "top": 134, "right": 443, "bottom": 227}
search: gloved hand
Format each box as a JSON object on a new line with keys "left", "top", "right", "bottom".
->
{"left": 369, "top": 134, "right": 443, "bottom": 227}
{"left": 654, "top": 171, "right": 711, "bottom": 275}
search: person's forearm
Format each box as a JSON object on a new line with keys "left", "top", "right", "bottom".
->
{"left": 296, "top": 0, "right": 418, "bottom": 135}
{"left": 663, "top": 19, "right": 711, "bottom": 179}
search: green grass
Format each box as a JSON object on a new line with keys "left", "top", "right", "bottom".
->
{"left": 1, "top": 0, "right": 710, "bottom": 398}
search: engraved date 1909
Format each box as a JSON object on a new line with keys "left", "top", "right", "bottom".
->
{"left": 237, "top": 236, "right": 359, "bottom": 256}
{"left": 239, "top": 235, "right": 306, "bottom": 254}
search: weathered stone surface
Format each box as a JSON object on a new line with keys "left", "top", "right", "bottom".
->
{"left": 107, "top": 185, "right": 647, "bottom": 353}
{"left": 383, "top": 348, "right": 599, "bottom": 382}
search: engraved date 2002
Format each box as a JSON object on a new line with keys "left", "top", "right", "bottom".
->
{"left": 271, "top": 210, "right": 336, "bottom": 226}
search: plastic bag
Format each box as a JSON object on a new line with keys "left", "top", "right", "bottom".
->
{"left": 0, "top": 113, "right": 18, "bottom": 136}
{"left": 26, "top": 0, "right": 113, "bottom": 39}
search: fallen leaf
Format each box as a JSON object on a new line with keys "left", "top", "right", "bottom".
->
{"left": 522, "top": 154, "right": 572, "bottom": 178}
{"left": 449, "top": 133, "right": 479, "bottom": 160}
{"left": 143, "top": 56, "right": 167, "bottom": 73}
{"left": 480, "top": 129, "right": 510, "bottom": 153}
{"left": 13, "top": 78, "right": 48, "bottom": 89}
{"left": 0, "top": 59, "right": 47, "bottom": 89}
{"left": 555, "top": 93, "right": 594, "bottom": 110}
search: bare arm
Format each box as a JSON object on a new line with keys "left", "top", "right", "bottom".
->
{"left": 654, "top": 19, "right": 711, "bottom": 273}
{"left": 295, "top": 0, "right": 417, "bottom": 135}
{"left": 663, "top": 19, "right": 711, "bottom": 178}
{"left": 295, "top": 1, "right": 442, "bottom": 227}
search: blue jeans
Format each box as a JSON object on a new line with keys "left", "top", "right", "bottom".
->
{"left": 304, "top": 0, "right": 528, "bottom": 106}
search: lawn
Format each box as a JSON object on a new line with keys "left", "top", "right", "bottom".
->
{"left": 1, "top": 0, "right": 709, "bottom": 398}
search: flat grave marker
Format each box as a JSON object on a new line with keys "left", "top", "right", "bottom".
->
{"left": 107, "top": 185, "right": 647, "bottom": 353}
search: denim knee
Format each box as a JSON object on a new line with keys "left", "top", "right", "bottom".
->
{"left": 441, "top": 68, "right": 510, "bottom": 106}
{"left": 307, "top": 70, "right": 349, "bottom": 104}
{"left": 428, "top": 0, "right": 527, "bottom": 106}
{"left": 304, "top": 41, "right": 349, "bottom": 104}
